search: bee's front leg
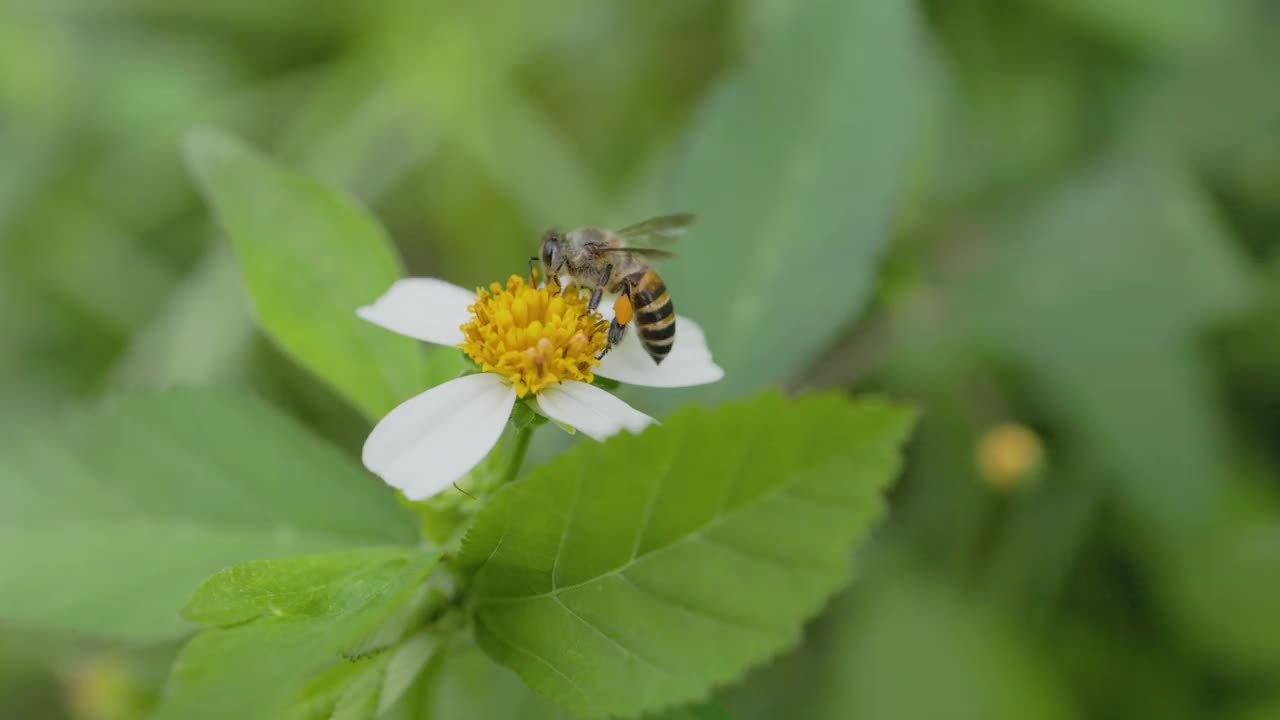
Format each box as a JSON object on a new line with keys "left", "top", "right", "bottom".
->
{"left": 588, "top": 263, "right": 613, "bottom": 313}
{"left": 527, "top": 256, "right": 540, "bottom": 286}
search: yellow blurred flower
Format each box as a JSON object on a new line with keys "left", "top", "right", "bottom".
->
{"left": 976, "top": 422, "right": 1045, "bottom": 491}
{"left": 64, "top": 656, "right": 144, "bottom": 720}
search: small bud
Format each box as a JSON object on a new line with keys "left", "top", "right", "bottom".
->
{"left": 64, "top": 656, "right": 143, "bottom": 720}
{"left": 976, "top": 423, "right": 1044, "bottom": 491}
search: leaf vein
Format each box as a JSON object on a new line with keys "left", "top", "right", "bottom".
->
{"left": 553, "top": 594, "right": 669, "bottom": 675}
{"left": 695, "top": 533, "right": 829, "bottom": 575}
{"left": 629, "top": 431, "right": 688, "bottom": 561}
{"left": 479, "top": 613, "right": 592, "bottom": 704}
{"left": 475, "top": 472, "right": 831, "bottom": 607}
{"left": 550, "top": 474, "right": 583, "bottom": 592}
{"left": 779, "top": 485, "right": 856, "bottom": 513}
{"left": 616, "top": 572, "right": 779, "bottom": 636}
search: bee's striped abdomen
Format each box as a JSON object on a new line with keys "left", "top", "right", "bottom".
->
{"left": 626, "top": 269, "right": 675, "bottom": 364}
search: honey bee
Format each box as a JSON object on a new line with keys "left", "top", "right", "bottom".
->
{"left": 534, "top": 213, "right": 696, "bottom": 364}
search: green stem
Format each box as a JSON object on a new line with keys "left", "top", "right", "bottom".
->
{"left": 500, "top": 425, "right": 534, "bottom": 486}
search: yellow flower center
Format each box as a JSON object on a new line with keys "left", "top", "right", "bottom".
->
{"left": 459, "top": 275, "right": 608, "bottom": 398}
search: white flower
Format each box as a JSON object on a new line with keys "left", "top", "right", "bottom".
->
{"left": 356, "top": 275, "right": 724, "bottom": 500}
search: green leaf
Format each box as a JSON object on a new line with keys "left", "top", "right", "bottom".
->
{"left": 379, "top": 631, "right": 442, "bottom": 715}
{"left": 405, "top": 641, "right": 571, "bottom": 720}
{"left": 154, "top": 548, "right": 438, "bottom": 720}
{"left": 283, "top": 625, "right": 439, "bottom": 720}
{"left": 460, "top": 393, "right": 914, "bottom": 719}
{"left": 183, "top": 127, "right": 461, "bottom": 420}
{"left": 181, "top": 549, "right": 422, "bottom": 628}
{"left": 401, "top": 639, "right": 735, "bottom": 720}
{"left": 652, "top": 701, "right": 735, "bottom": 720}
{"left": 658, "top": 0, "right": 935, "bottom": 404}
{"left": 287, "top": 657, "right": 386, "bottom": 720}
{"left": 283, "top": 631, "right": 440, "bottom": 720}
{"left": 0, "top": 388, "right": 417, "bottom": 642}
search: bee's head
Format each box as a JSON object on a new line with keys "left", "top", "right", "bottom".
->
{"left": 539, "top": 228, "right": 563, "bottom": 278}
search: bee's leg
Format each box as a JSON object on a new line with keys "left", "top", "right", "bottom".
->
{"left": 527, "top": 256, "right": 540, "bottom": 286}
{"left": 588, "top": 263, "right": 613, "bottom": 313}
{"left": 608, "top": 318, "right": 627, "bottom": 346}
{"left": 597, "top": 319, "right": 627, "bottom": 361}
{"left": 597, "top": 286, "right": 632, "bottom": 360}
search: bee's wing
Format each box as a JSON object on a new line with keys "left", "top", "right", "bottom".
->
{"left": 602, "top": 247, "right": 677, "bottom": 262}
{"left": 615, "top": 213, "right": 698, "bottom": 246}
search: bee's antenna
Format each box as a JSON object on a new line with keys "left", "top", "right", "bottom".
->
{"left": 452, "top": 482, "right": 476, "bottom": 500}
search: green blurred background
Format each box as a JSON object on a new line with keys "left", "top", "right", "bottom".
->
{"left": 3, "top": 0, "right": 1280, "bottom": 718}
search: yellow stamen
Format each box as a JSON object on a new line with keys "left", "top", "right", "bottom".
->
{"left": 459, "top": 275, "right": 608, "bottom": 398}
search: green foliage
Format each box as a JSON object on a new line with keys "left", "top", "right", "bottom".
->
{"left": 822, "top": 570, "right": 1075, "bottom": 720}
{"left": 401, "top": 631, "right": 735, "bottom": 720}
{"left": 654, "top": 701, "right": 735, "bottom": 720}
{"left": 6, "top": 0, "right": 1280, "bottom": 718}
{"left": 1028, "top": 0, "right": 1241, "bottom": 53}
{"left": 0, "top": 388, "right": 416, "bottom": 642}
{"left": 725, "top": 563, "right": 1078, "bottom": 720}
{"left": 182, "top": 550, "right": 415, "bottom": 627}
{"left": 1230, "top": 696, "right": 1280, "bottom": 720}
{"left": 286, "top": 656, "right": 388, "bottom": 720}
{"left": 658, "top": 0, "right": 934, "bottom": 404}
{"left": 1157, "top": 488, "right": 1280, "bottom": 675}
{"left": 183, "top": 128, "right": 460, "bottom": 420}
{"left": 154, "top": 548, "right": 438, "bottom": 720}
{"left": 402, "top": 642, "right": 571, "bottom": 720}
{"left": 282, "top": 632, "right": 441, "bottom": 720}
{"left": 460, "top": 393, "right": 914, "bottom": 718}
{"left": 963, "top": 159, "right": 1247, "bottom": 534}
{"left": 108, "top": 244, "right": 256, "bottom": 390}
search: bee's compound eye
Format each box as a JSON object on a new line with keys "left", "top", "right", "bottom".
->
{"left": 541, "top": 231, "right": 559, "bottom": 264}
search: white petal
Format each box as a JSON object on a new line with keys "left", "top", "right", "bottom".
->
{"left": 594, "top": 293, "right": 620, "bottom": 322}
{"left": 362, "top": 373, "right": 515, "bottom": 500}
{"left": 356, "top": 278, "right": 475, "bottom": 346}
{"left": 535, "top": 381, "right": 655, "bottom": 442}
{"left": 597, "top": 315, "right": 724, "bottom": 388}
{"left": 528, "top": 399, "right": 577, "bottom": 435}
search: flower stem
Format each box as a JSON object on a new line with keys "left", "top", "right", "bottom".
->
{"left": 500, "top": 425, "right": 534, "bottom": 487}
